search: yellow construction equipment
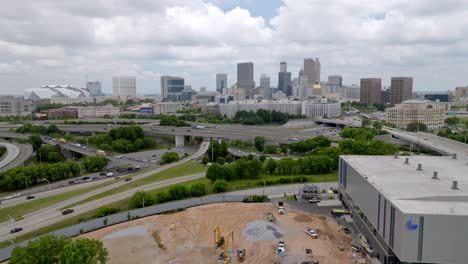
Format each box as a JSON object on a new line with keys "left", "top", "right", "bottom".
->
{"left": 214, "top": 226, "right": 224, "bottom": 249}
{"left": 218, "top": 231, "right": 233, "bottom": 264}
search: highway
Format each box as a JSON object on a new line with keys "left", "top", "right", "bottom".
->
{"left": 0, "top": 142, "right": 19, "bottom": 169}
{"left": 385, "top": 128, "right": 468, "bottom": 157}
{"left": 0, "top": 141, "right": 208, "bottom": 211}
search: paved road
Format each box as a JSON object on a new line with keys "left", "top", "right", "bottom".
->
{"left": 0, "top": 141, "right": 208, "bottom": 210}
{"left": 385, "top": 128, "right": 468, "bottom": 157}
{"left": 0, "top": 142, "right": 33, "bottom": 172}
{"left": 0, "top": 142, "right": 19, "bottom": 169}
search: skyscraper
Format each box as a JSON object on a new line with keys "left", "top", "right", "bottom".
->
{"left": 161, "top": 76, "right": 185, "bottom": 101}
{"left": 112, "top": 77, "right": 136, "bottom": 97}
{"left": 360, "top": 78, "right": 382, "bottom": 105}
{"left": 237, "top": 62, "right": 255, "bottom": 97}
{"left": 304, "top": 58, "right": 321, "bottom": 85}
{"left": 390, "top": 77, "right": 413, "bottom": 105}
{"left": 328, "top": 75, "right": 342, "bottom": 87}
{"left": 87, "top": 81, "right": 102, "bottom": 97}
{"left": 278, "top": 72, "right": 292, "bottom": 96}
{"left": 280, "top": 62, "right": 287, "bottom": 73}
{"left": 260, "top": 74, "right": 271, "bottom": 98}
{"left": 216, "top": 73, "right": 227, "bottom": 93}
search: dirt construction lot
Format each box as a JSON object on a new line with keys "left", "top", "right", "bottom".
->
{"left": 82, "top": 202, "right": 354, "bottom": 264}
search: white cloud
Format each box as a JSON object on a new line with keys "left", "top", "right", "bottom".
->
{"left": 0, "top": 0, "right": 468, "bottom": 94}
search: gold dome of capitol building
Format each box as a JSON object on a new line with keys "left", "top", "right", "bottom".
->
{"left": 312, "top": 83, "right": 321, "bottom": 89}
{"left": 311, "top": 82, "right": 322, "bottom": 96}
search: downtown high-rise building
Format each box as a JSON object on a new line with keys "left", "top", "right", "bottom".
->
{"left": 112, "top": 76, "right": 136, "bottom": 97}
{"left": 304, "top": 58, "right": 321, "bottom": 85}
{"left": 216, "top": 73, "right": 227, "bottom": 93}
{"left": 278, "top": 62, "right": 292, "bottom": 96}
{"left": 360, "top": 78, "right": 382, "bottom": 105}
{"left": 390, "top": 77, "right": 413, "bottom": 105}
{"left": 328, "top": 75, "right": 342, "bottom": 87}
{"left": 161, "top": 76, "right": 185, "bottom": 101}
{"left": 237, "top": 62, "right": 255, "bottom": 97}
{"left": 260, "top": 74, "right": 271, "bottom": 98}
{"left": 87, "top": 81, "right": 102, "bottom": 97}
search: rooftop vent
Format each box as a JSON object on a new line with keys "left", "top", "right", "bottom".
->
{"left": 432, "top": 171, "right": 439, "bottom": 179}
{"left": 404, "top": 158, "right": 409, "bottom": 164}
{"left": 453, "top": 153, "right": 457, "bottom": 159}
{"left": 452, "top": 181, "right": 459, "bottom": 190}
{"left": 417, "top": 164, "right": 422, "bottom": 171}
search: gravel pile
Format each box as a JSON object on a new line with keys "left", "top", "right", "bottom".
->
{"left": 243, "top": 220, "right": 284, "bottom": 241}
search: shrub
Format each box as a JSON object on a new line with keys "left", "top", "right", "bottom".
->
{"left": 168, "top": 185, "right": 189, "bottom": 200}
{"left": 130, "top": 191, "right": 155, "bottom": 208}
{"left": 161, "top": 152, "right": 180, "bottom": 165}
{"left": 96, "top": 206, "right": 120, "bottom": 217}
{"left": 243, "top": 195, "right": 269, "bottom": 203}
{"left": 190, "top": 183, "right": 207, "bottom": 197}
{"left": 213, "top": 180, "right": 228, "bottom": 193}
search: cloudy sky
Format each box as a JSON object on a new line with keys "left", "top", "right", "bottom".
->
{"left": 1, "top": 0, "right": 468, "bottom": 95}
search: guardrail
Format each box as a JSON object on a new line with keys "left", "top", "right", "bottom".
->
{"left": 0, "top": 194, "right": 248, "bottom": 262}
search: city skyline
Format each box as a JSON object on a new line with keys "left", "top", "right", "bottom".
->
{"left": 1, "top": 0, "right": 468, "bottom": 95}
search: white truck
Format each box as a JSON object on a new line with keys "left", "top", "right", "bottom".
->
{"left": 278, "top": 201, "right": 285, "bottom": 214}
{"left": 277, "top": 241, "right": 286, "bottom": 256}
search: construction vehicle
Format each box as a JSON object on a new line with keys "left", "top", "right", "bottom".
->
{"left": 58, "top": 138, "right": 67, "bottom": 144}
{"left": 266, "top": 212, "right": 275, "bottom": 222}
{"left": 277, "top": 241, "right": 286, "bottom": 256}
{"left": 218, "top": 231, "right": 233, "bottom": 264}
{"left": 96, "top": 150, "right": 106, "bottom": 156}
{"left": 214, "top": 226, "right": 225, "bottom": 249}
{"left": 278, "top": 201, "right": 285, "bottom": 215}
{"left": 236, "top": 249, "right": 246, "bottom": 262}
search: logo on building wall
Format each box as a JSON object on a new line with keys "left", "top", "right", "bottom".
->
{"left": 406, "top": 219, "right": 418, "bottom": 230}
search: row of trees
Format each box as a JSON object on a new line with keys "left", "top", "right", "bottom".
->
{"left": 0, "top": 161, "right": 80, "bottom": 191}
{"left": 160, "top": 152, "right": 180, "bottom": 164}
{"left": 159, "top": 116, "right": 190, "bottom": 127}
{"left": 130, "top": 183, "right": 208, "bottom": 208}
{"left": 10, "top": 234, "right": 108, "bottom": 264}
{"left": 82, "top": 156, "right": 108, "bottom": 173}
{"left": 206, "top": 158, "right": 263, "bottom": 182}
{"left": 77, "top": 126, "right": 156, "bottom": 153}
{"left": 36, "top": 145, "right": 66, "bottom": 163}
{"left": 233, "top": 109, "right": 290, "bottom": 125}
{"left": 16, "top": 124, "right": 61, "bottom": 135}
{"left": 437, "top": 128, "right": 468, "bottom": 144}
{"left": 288, "top": 136, "right": 331, "bottom": 153}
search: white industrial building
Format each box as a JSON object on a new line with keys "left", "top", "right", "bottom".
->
{"left": 72, "top": 105, "right": 120, "bottom": 118}
{"left": 385, "top": 100, "right": 446, "bottom": 131}
{"left": 339, "top": 155, "right": 468, "bottom": 264}
{"left": 302, "top": 100, "right": 341, "bottom": 118}
{"left": 24, "top": 85, "right": 89, "bottom": 101}
{"left": 112, "top": 76, "right": 136, "bottom": 97}
{"left": 153, "top": 102, "right": 183, "bottom": 114}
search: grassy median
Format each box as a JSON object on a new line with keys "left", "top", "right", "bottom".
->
{"left": 63, "top": 162, "right": 207, "bottom": 209}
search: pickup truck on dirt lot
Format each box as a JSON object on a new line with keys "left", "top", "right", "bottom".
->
{"left": 278, "top": 201, "right": 285, "bottom": 214}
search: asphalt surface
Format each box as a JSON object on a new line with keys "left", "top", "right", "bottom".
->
{"left": 385, "top": 128, "right": 468, "bottom": 157}
{"left": 0, "top": 141, "right": 209, "bottom": 242}
{"left": 0, "top": 142, "right": 33, "bottom": 172}
{"left": 0, "top": 142, "right": 19, "bottom": 169}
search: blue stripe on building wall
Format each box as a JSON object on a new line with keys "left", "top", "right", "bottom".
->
{"left": 418, "top": 217, "right": 424, "bottom": 261}
{"left": 383, "top": 200, "right": 387, "bottom": 238}
{"left": 377, "top": 194, "right": 381, "bottom": 231}
{"left": 390, "top": 206, "right": 395, "bottom": 248}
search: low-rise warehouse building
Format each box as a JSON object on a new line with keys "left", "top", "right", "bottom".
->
{"left": 338, "top": 155, "right": 467, "bottom": 264}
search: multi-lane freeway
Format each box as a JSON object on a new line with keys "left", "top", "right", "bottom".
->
{"left": 0, "top": 141, "right": 209, "bottom": 243}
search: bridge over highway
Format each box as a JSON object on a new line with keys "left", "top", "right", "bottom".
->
{"left": 385, "top": 128, "right": 468, "bottom": 157}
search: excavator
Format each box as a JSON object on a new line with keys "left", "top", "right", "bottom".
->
{"left": 218, "top": 231, "right": 233, "bottom": 264}
{"left": 214, "top": 226, "right": 225, "bottom": 249}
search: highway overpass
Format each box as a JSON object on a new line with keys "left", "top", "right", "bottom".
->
{"left": 385, "top": 128, "right": 468, "bottom": 157}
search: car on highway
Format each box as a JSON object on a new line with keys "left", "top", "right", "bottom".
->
{"left": 91, "top": 176, "right": 99, "bottom": 180}
{"left": 306, "top": 228, "right": 319, "bottom": 239}
{"left": 142, "top": 159, "right": 148, "bottom": 163}
{"left": 75, "top": 143, "right": 81, "bottom": 147}
{"left": 61, "top": 209, "right": 74, "bottom": 215}
{"left": 106, "top": 172, "right": 114, "bottom": 177}
{"left": 135, "top": 166, "right": 141, "bottom": 170}
{"left": 127, "top": 166, "right": 134, "bottom": 171}
{"left": 152, "top": 154, "right": 157, "bottom": 157}
{"left": 26, "top": 195, "right": 35, "bottom": 200}
{"left": 99, "top": 172, "right": 106, "bottom": 176}
{"left": 125, "top": 177, "right": 132, "bottom": 182}
{"left": 10, "top": 227, "right": 23, "bottom": 234}
{"left": 308, "top": 197, "right": 320, "bottom": 203}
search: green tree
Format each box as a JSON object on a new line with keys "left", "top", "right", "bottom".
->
{"left": 10, "top": 234, "right": 108, "bottom": 264}
{"left": 216, "top": 157, "right": 226, "bottom": 164}
{"left": 130, "top": 191, "right": 155, "bottom": 208}
{"left": 406, "top": 122, "right": 428, "bottom": 132}
{"left": 207, "top": 141, "right": 228, "bottom": 162}
{"left": 264, "top": 145, "right": 278, "bottom": 154}
{"left": 161, "top": 152, "right": 180, "bottom": 165}
{"left": 10, "top": 234, "right": 68, "bottom": 264}
{"left": 202, "top": 156, "right": 209, "bottom": 164}
{"left": 445, "top": 116, "right": 460, "bottom": 127}
{"left": 225, "top": 154, "right": 234, "bottom": 163}
{"left": 46, "top": 124, "right": 61, "bottom": 135}
{"left": 36, "top": 145, "right": 65, "bottom": 163}
{"left": 265, "top": 159, "right": 277, "bottom": 174}
{"left": 254, "top": 136, "right": 265, "bottom": 152}
{"left": 168, "top": 185, "right": 189, "bottom": 200}
{"left": 82, "top": 156, "right": 108, "bottom": 172}
{"left": 206, "top": 163, "right": 223, "bottom": 181}
{"left": 29, "top": 134, "right": 43, "bottom": 151}
{"left": 96, "top": 206, "right": 120, "bottom": 217}
{"left": 58, "top": 238, "right": 108, "bottom": 264}
{"left": 190, "top": 183, "right": 207, "bottom": 197}
{"left": 259, "top": 155, "right": 266, "bottom": 162}
{"left": 361, "top": 118, "right": 371, "bottom": 127}
{"left": 373, "top": 121, "right": 383, "bottom": 134}
{"left": 213, "top": 180, "right": 228, "bottom": 193}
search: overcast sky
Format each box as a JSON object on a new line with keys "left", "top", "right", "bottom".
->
{"left": 1, "top": 0, "right": 468, "bottom": 95}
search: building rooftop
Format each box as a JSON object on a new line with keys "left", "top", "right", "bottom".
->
{"left": 342, "top": 155, "right": 468, "bottom": 215}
